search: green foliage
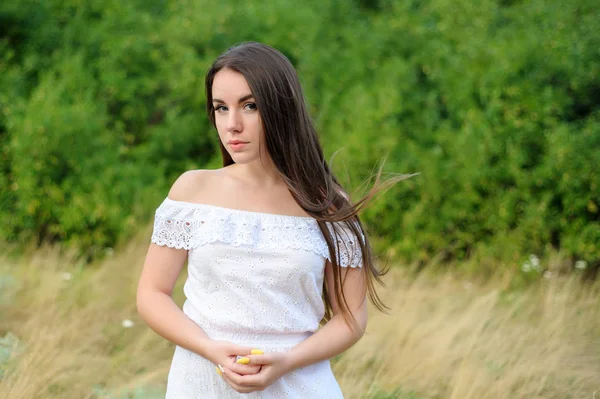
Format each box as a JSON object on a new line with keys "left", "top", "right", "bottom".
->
{"left": 0, "top": 0, "right": 213, "bottom": 255}
{"left": 0, "top": 0, "right": 598, "bottom": 270}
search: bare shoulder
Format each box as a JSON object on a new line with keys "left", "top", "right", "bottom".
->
{"left": 167, "top": 169, "right": 222, "bottom": 202}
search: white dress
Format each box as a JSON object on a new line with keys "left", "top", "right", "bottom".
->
{"left": 150, "top": 197, "right": 363, "bottom": 399}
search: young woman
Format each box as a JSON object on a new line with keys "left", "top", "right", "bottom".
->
{"left": 137, "top": 42, "right": 404, "bottom": 398}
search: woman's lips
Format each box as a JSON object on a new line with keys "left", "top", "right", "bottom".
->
{"left": 229, "top": 141, "right": 249, "bottom": 151}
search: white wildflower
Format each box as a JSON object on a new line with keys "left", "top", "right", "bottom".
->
{"left": 529, "top": 255, "right": 541, "bottom": 271}
{"left": 529, "top": 254, "right": 539, "bottom": 265}
{"left": 575, "top": 260, "right": 587, "bottom": 270}
{"left": 121, "top": 319, "right": 134, "bottom": 328}
{"left": 522, "top": 255, "right": 542, "bottom": 273}
{"left": 61, "top": 272, "right": 73, "bottom": 281}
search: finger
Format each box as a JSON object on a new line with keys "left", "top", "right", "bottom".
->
{"left": 233, "top": 371, "right": 265, "bottom": 387}
{"left": 228, "top": 362, "right": 261, "bottom": 375}
{"left": 236, "top": 354, "right": 272, "bottom": 365}
{"left": 227, "top": 355, "right": 259, "bottom": 371}
{"left": 222, "top": 374, "right": 254, "bottom": 393}
{"left": 222, "top": 367, "right": 261, "bottom": 391}
{"left": 221, "top": 367, "right": 244, "bottom": 386}
{"left": 232, "top": 346, "right": 264, "bottom": 356}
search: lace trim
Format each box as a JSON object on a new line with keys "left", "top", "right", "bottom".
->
{"left": 150, "top": 198, "right": 363, "bottom": 268}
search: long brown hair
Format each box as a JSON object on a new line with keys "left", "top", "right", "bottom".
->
{"left": 205, "top": 42, "right": 410, "bottom": 328}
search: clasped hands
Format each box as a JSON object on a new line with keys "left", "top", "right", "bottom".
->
{"left": 207, "top": 340, "right": 293, "bottom": 393}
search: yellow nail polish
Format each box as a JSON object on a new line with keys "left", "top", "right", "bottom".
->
{"left": 236, "top": 357, "right": 250, "bottom": 364}
{"left": 251, "top": 349, "right": 264, "bottom": 355}
{"left": 215, "top": 366, "right": 222, "bottom": 376}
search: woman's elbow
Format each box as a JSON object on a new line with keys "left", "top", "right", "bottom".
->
{"left": 355, "top": 314, "right": 368, "bottom": 340}
{"left": 136, "top": 287, "right": 158, "bottom": 320}
{"left": 346, "top": 309, "right": 368, "bottom": 341}
{"left": 136, "top": 288, "right": 148, "bottom": 318}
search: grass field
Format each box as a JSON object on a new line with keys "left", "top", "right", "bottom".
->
{"left": 1, "top": 234, "right": 598, "bottom": 399}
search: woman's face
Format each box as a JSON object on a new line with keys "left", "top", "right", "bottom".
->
{"left": 212, "top": 68, "right": 267, "bottom": 165}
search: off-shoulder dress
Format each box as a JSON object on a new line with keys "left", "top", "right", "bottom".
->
{"left": 150, "top": 197, "right": 362, "bottom": 399}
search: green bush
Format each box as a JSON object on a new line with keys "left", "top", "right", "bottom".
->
{"left": 0, "top": 0, "right": 598, "bottom": 272}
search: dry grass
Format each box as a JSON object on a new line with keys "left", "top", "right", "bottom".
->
{"left": 336, "top": 269, "right": 600, "bottom": 398}
{"left": 0, "top": 237, "right": 598, "bottom": 399}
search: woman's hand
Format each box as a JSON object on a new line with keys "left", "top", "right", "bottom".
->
{"left": 221, "top": 352, "right": 293, "bottom": 393}
{"left": 205, "top": 340, "right": 261, "bottom": 376}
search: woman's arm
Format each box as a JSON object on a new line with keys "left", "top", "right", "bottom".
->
{"left": 221, "top": 260, "right": 367, "bottom": 392}
{"left": 136, "top": 243, "right": 210, "bottom": 355}
{"left": 137, "top": 237, "right": 262, "bottom": 376}
{"left": 137, "top": 171, "right": 260, "bottom": 375}
{"left": 286, "top": 261, "right": 367, "bottom": 367}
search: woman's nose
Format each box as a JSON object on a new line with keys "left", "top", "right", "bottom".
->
{"left": 227, "top": 110, "right": 242, "bottom": 132}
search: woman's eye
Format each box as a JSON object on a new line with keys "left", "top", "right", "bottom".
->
{"left": 215, "top": 105, "right": 227, "bottom": 113}
{"left": 243, "top": 102, "right": 257, "bottom": 111}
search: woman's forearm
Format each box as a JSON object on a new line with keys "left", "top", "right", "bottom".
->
{"left": 285, "top": 312, "right": 366, "bottom": 371}
{"left": 136, "top": 290, "right": 211, "bottom": 358}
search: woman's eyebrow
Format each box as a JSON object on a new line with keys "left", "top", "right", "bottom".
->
{"left": 212, "top": 94, "right": 254, "bottom": 104}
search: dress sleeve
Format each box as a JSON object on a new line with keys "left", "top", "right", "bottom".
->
{"left": 329, "top": 222, "right": 364, "bottom": 268}
{"left": 150, "top": 198, "right": 199, "bottom": 250}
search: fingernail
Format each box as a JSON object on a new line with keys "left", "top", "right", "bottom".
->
{"left": 236, "top": 357, "right": 250, "bottom": 364}
{"left": 251, "top": 349, "right": 264, "bottom": 355}
{"left": 215, "top": 366, "right": 222, "bottom": 376}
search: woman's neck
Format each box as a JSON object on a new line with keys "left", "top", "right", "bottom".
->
{"left": 230, "top": 157, "right": 283, "bottom": 189}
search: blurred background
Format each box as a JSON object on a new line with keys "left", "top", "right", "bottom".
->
{"left": 0, "top": 1, "right": 598, "bottom": 398}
